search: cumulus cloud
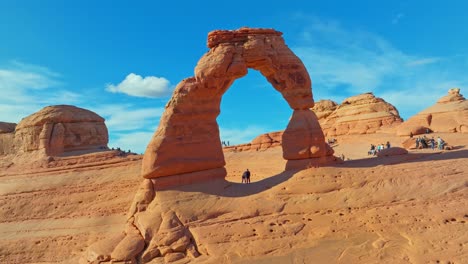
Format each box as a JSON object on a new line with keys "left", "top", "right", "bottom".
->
{"left": 106, "top": 73, "right": 172, "bottom": 98}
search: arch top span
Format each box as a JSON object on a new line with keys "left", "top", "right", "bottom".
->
{"left": 142, "top": 27, "right": 333, "bottom": 181}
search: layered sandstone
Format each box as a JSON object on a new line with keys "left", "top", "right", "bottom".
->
{"left": 142, "top": 27, "right": 330, "bottom": 181}
{"left": 0, "top": 122, "right": 16, "bottom": 155}
{"left": 397, "top": 88, "right": 468, "bottom": 136}
{"left": 0, "top": 105, "right": 108, "bottom": 158}
{"left": 95, "top": 27, "right": 332, "bottom": 264}
{"left": 311, "top": 99, "right": 338, "bottom": 123}
{"left": 321, "top": 93, "right": 403, "bottom": 137}
{"left": 224, "top": 131, "right": 282, "bottom": 152}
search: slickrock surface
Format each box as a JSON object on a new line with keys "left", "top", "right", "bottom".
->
{"left": 142, "top": 27, "right": 330, "bottom": 182}
{"left": 397, "top": 88, "right": 468, "bottom": 136}
{"left": 1, "top": 132, "right": 467, "bottom": 263}
{"left": 321, "top": 93, "right": 403, "bottom": 137}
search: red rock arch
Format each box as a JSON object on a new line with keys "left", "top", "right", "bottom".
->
{"left": 142, "top": 28, "right": 332, "bottom": 184}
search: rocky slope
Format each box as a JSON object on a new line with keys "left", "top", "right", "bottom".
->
{"left": 397, "top": 88, "right": 468, "bottom": 136}
{"left": 1, "top": 133, "right": 467, "bottom": 263}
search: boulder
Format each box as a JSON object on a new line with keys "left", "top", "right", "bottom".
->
{"left": 377, "top": 147, "right": 408, "bottom": 157}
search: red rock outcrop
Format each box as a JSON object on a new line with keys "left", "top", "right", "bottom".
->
{"left": 223, "top": 131, "right": 283, "bottom": 152}
{"left": 0, "top": 122, "right": 16, "bottom": 155}
{"left": 397, "top": 88, "right": 468, "bottom": 136}
{"left": 311, "top": 99, "right": 338, "bottom": 124}
{"left": 15, "top": 105, "right": 109, "bottom": 156}
{"left": 142, "top": 27, "right": 330, "bottom": 181}
{"left": 376, "top": 147, "right": 408, "bottom": 157}
{"left": 0, "top": 105, "right": 108, "bottom": 159}
{"left": 92, "top": 27, "right": 333, "bottom": 264}
{"left": 321, "top": 93, "right": 403, "bottom": 137}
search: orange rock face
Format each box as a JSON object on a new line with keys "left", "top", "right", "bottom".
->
{"left": 397, "top": 88, "right": 468, "bottom": 136}
{"left": 0, "top": 105, "right": 108, "bottom": 157}
{"left": 320, "top": 93, "right": 403, "bottom": 137}
{"left": 142, "top": 27, "right": 329, "bottom": 180}
{"left": 0, "top": 122, "right": 16, "bottom": 155}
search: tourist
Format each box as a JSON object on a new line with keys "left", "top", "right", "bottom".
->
{"left": 368, "top": 144, "right": 375, "bottom": 155}
{"left": 437, "top": 137, "right": 445, "bottom": 150}
{"left": 420, "top": 137, "right": 428, "bottom": 148}
{"left": 430, "top": 137, "right": 435, "bottom": 150}
{"left": 386, "top": 141, "right": 391, "bottom": 149}
{"left": 415, "top": 137, "right": 420, "bottom": 149}
{"left": 242, "top": 169, "right": 251, "bottom": 184}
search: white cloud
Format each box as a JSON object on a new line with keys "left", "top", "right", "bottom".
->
{"left": 0, "top": 61, "right": 67, "bottom": 123}
{"left": 89, "top": 104, "right": 164, "bottom": 132}
{"left": 106, "top": 73, "right": 172, "bottom": 98}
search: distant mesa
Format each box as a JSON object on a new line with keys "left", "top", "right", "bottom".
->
{"left": 0, "top": 105, "right": 109, "bottom": 158}
{"left": 397, "top": 88, "right": 468, "bottom": 136}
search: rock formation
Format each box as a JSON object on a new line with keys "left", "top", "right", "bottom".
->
{"left": 0, "top": 122, "right": 16, "bottom": 155}
{"left": 311, "top": 99, "right": 338, "bottom": 123}
{"left": 397, "top": 88, "right": 468, "bottom": 136}
{"left": 223, "top": 131, "right": 282, "bottom": 152}
{"left": 142, "top": 27, "right": 332, "bottom": 182}
{"left": 86, "top": 27, "right": 334, "bottom": 264}
{"left": 320, "top": 93, "right": 403, "bottom": 137}
{"left": 0, "top": 105, "right": 108, "bottom": 158}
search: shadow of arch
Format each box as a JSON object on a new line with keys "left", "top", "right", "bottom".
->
{"left": 157, "top": 169, "right": 300, "bottom": 198}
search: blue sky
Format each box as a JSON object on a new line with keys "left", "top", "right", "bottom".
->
{"left": 1, "top": 1, "right": 468, "bottom": 153}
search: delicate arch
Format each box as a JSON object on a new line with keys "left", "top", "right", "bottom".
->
{"left": 142, "top": 28, "right": 332, "bottom": 182}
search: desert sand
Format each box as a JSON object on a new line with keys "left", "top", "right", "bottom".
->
{"left": 0, "top": 132, "right": 466, "bottom": 264}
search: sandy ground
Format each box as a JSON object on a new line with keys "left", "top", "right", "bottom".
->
{"left": 0, "top": 132, "right": 467, "bottom": 263}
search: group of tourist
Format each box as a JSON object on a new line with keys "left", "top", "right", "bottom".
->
{"left": 222, "top": 141, "right": 230, "bottom": 147}
{"left": 415, "top": 135, "right": 446, "bottom": 150}
{"left": 368, "top": 141, "right": 391, "bottom": 156}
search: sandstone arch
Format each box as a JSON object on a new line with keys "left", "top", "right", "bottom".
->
{"left": 143, "top": 28, "right": 332, "bottom": 183}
